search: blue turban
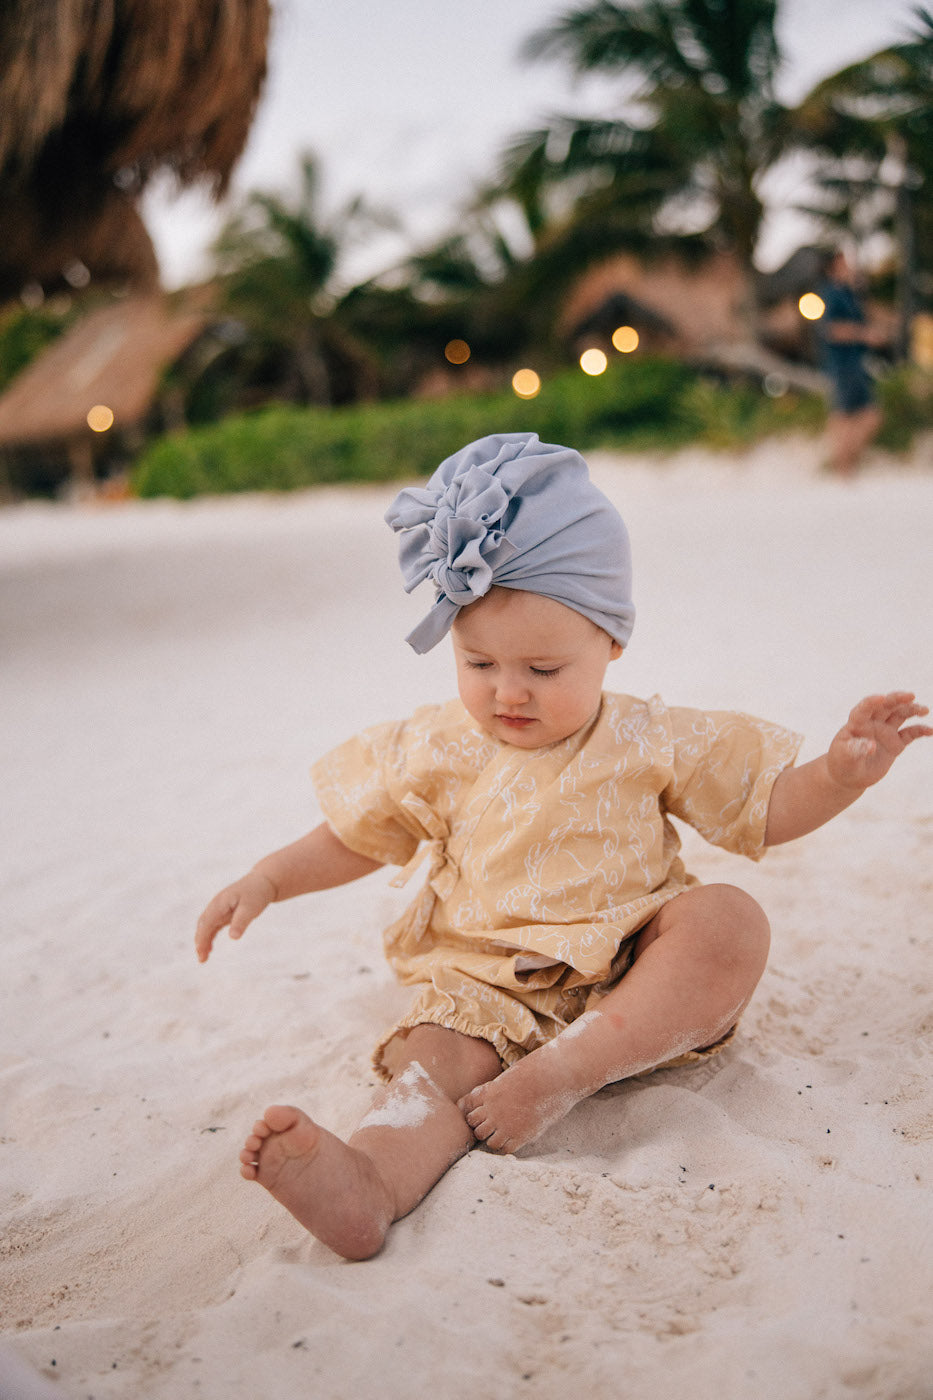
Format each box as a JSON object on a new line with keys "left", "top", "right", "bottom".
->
{"left": 384, "top": 432, "right": 635, "bottom": 654}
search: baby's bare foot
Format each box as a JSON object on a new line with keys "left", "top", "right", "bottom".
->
{"left": 457, "top": 1011, "right": 626, "bottom": 1152}
{"left": 458, "top": 1047, "right": 588, "bottom": 1154}
{"left": 240, "top": 1105, "right": 394, "bottom": 1260}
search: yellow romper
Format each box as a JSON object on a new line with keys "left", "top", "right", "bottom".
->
{"left": 312, "top": 692, "right": 801, "bottom": 1078}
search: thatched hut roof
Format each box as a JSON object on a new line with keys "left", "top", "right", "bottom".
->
{"left": 0, "top": 0, "right": 270, "bottom": 191}
{"left": 0, "top": 188, "right": 161, "bottom": 299}
{"left": 570, "top": 290, "right": 677, "bottom": 347}
{"left": 0, "top": 0, "right": 270, "bottom": 294}
{"left": 0, "top": 296, "right": 207, "bottom": 449}
{"left": 563, "top": 249, "right": 750, "bottom": 352}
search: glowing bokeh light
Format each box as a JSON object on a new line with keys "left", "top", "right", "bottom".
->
{"left": 579, "top": 348, "right": 608, "bottom": 376}
{"left": 511, "top": 368, "right": 541, "bottom": 399}
{"left": 64, "top": 260, "right": 91, "bottom": 289}
{"left": 798, "top": 292, "right": 825, "bottom": 321}
{"left": 87, "top": 404, "right": 114, "bottom": 432}
{"left": 611, "top": 325, "right": 639, "bottom": 353}
{"left": 20, "top": 282, "right": 44, "bottom": 310}
{"left": 444, "top": 338, "right": 471, "bottom": 364}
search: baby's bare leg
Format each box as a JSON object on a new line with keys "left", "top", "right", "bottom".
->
{"left": 239, "top": 1025, "right": 501, "bottom": 1259}
{"left": 460, "top": 884, "right": 769, "bottom": 1153}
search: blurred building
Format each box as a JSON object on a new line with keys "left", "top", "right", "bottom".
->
{"left": 0, "top": 296, "right": 208, "bottom": 496}
{"left": 562, "top": 245, "right": 894, "bottom": 388}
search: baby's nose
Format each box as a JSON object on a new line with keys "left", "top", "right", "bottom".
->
{"left": 495, "top": 672, "right": 531, "bottom": 705}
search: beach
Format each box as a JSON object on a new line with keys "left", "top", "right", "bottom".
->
{"left": 1, "top": 434, "right": 932, "bottom": 1400}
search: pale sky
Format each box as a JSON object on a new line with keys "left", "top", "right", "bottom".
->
{"left": 143, "top": 0, "right": 923, "bottom": 289}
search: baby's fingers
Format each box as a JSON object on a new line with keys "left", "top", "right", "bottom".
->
{"left": 194, "top": 873, "right": 275, "bottom": 963}
{"left": 194, "top": 890, "right": 244, "bottom": 962}
{"left": 875, "top": 696, "right": 930, "bottom": 743}
{"left": 848, "top": 693, "right": 930, "bottom": 739}
{"left": 848, "top": 691, "right": 915, "bottom": 726}
{"left": 896, "top": 718, "right": 933, "bottom": 747}
{"left": 227, "top": 894, "right": 264, "bottom": 941}
{"left": 883, "top": 695, "right": 929, "bottom": 726}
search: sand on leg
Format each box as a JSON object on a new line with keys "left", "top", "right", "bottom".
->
{"left": 240, "top": 1024, "right": 502, "bottom": 1259}
{"left": 459, "top": 883, "right": 770, "bottom": 1153}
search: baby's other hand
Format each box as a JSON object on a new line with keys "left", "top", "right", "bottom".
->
{"left": 827, "top": 692, "right": 932, "bottom": 790}
{"left": 194, "top": 871, "right": 277, "bottom": 963}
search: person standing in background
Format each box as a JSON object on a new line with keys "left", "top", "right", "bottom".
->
{"left": 818, "top": 249, "right": 888, "bottom": 478}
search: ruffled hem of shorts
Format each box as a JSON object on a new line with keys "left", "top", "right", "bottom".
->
{"left": 372, "top": 1010, "right": 523, "bottom": 1081}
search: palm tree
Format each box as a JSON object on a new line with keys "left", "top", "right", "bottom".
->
{"left": 481, "top": 122, "right": 709, "bottom": 345}
{"left": 0, "top": 0, "right": 270, "bottom": 299}
{"left": 509, "top": 0, "right": 789, "bottom": 328}
{"left": 202, "top": 154, "right": 389, "bottom": 410}
{"left": 384, "top": 142, "right": 699, "bottom": 374}
{"left": 789, "top": 7, "right": 933, "bottom": 354}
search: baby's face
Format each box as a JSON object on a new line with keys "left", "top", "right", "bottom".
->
{"left": 451, "top": 587, "right": 622, "bottom": 748}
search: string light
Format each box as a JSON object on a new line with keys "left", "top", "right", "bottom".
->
{"left": 798, "top": 293, "right": 825, "bottom": 321}
{"left": 579, "top": 348, "right": 608, "bottom": 376}
{"left": 511, "top": 368, "right": 541, "bottom": 399}
{"left": 87, "top": 405, "right": 114, "bottom": 432}
{"left": 611, "top": 325, "right": 639, "bottom": 353}
{"left": 444, "top": 339, "right": 471, "bottom": 364}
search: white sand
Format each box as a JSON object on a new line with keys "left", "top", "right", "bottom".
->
{"left": 1, "top": 435, "right": 932, "bottom": 1399}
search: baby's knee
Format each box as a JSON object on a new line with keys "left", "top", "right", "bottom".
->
{"left": 638, "top": 883, "right": 771, "bottom": 971}
{"left": 657, "top": 882, "right": 769, "bottom": 964}
{"left": 700, "top": 883, "right": 771, "bottom": 971}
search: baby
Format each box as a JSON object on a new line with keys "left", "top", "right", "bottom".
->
{"left": 195, "top": 432, "right": 930, "bottom": 1261}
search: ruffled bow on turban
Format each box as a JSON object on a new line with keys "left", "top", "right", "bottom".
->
{"left": 385, "top": 432, "right": 635, "bottom": 653}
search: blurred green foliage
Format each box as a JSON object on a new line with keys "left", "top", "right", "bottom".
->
{"left": 131, "top": 357, "right": 827, "bottom": 499}
{"left": 678, "top": 375, "right": 825, "bottom": 448}
{"left": 0, "top": 304, "right": 72, "bottom": 393}
{"left": 877, "top": 367, "right": 933, "bottom": 452}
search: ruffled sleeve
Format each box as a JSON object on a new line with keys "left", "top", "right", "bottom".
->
{"left": 662, "top": 704, "right": 802, "bottom": 859}
{"left": 311, "top": 720, "right": 425, "bottom": 867}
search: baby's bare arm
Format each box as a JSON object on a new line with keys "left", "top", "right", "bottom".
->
{"left": 195, "top": 822, "right": 381, "bottom": 962}
{"left": 765, "top": 692, "right": 931, "bottom": 846}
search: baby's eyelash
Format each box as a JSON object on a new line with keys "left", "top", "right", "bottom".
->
{"left": 463, "top": 660, "right": 563, "bottom": 677}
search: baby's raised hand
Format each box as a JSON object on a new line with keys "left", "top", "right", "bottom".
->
{"left": 195, "top": 870, "right": 278, "bottom": 963}
{"left": 827, "top": 692, "right": 931, "bottom": 790}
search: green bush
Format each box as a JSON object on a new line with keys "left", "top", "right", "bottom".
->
{"left": 0, "top": 304, "right": 73, "bottom": 392}
{"left": 877, "top": 366, "right": 933, "bottom": 452}
{"left": 678, "top": 374, "right": 825, "bottom": 447}
{"left": 131, "top": 356, "right": 822, "bottom": 499}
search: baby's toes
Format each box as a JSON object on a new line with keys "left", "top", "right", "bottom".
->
{"left": 483, "top": 1127, "right": 516, "bottom": 1155}
{"left": 461, "top": 1101, "right": 488, "bottom": 1131}
{"left": 239, "top": 1147, "right": 261, "bottom": 1178}
{"left": 457, "top": 1088, "right": 480, "bottom": 1115}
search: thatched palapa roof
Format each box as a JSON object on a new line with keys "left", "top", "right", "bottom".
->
{"left": 0, "top": 0, "right": 271, "bottom": 296}
{"left": 0, "top": 296, "right": 207, "bottom": 449}
{"left": 0, "top": 189, "right": 162, "bottom": 294}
